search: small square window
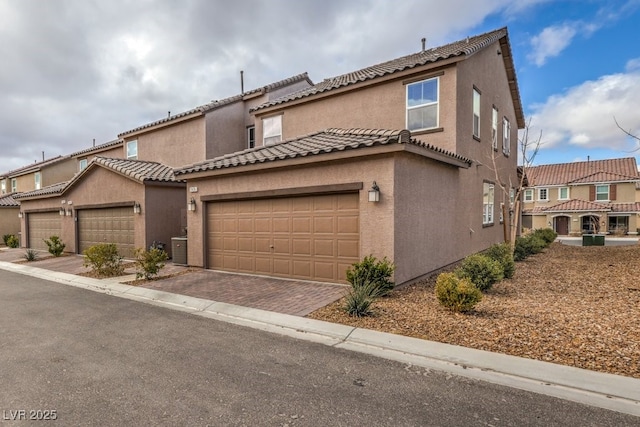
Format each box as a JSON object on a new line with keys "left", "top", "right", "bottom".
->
{"left": 558, "top": 187, "right": 569, "bottom": 200}
{"left": 596, "top": 185, "right": 609, "bottom": 201}
{"left": 538, "top": 188, "right": 548, "bottom": 201}
{"left": 79, "top": 159, "right": 88, "bottom": 171}
{"left": 523, "top": 189, "right": 534, "bottom": 202}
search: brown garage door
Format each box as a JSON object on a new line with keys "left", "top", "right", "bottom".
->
{"left": 207, "top": 193, "right": 359, "bottom": 283}
{"left": 78, "top": 207, "right": 135, "bottom": 258}
{"left": 28, "top": 211, "right": 62, "bottom": 250}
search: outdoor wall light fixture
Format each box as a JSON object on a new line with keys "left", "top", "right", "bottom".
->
{"left": 133, "top": 202, "right": 142, "bottom": 214}
{"left": 66, "top": 209, "right": 72, "bottom": 217}
{"left": 368, "top": 181, "right": 380, "bottom": 203}
{"left": 18, "top": 211, "right": 23, "bottom": 219}
{"left": 59, "top": 207, "right": 65, "bottom": 216}
{"left": 188, "top": 197, "right": 197, "bottom": 212}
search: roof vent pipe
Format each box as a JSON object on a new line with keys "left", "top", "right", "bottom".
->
{"left": 42, "top": 151, "right": 44, "bottom": 162}
{"left": 421, "top": 37, "right": 426, "bottom": 52}
{"left": 93, "top": 138, "right": 95, "bottom": 147}
{"left": 168, "top": 111, "right": 171, "bottom": 118}
{"left": 240, "top": 70, "right": 244, "bottom": 95}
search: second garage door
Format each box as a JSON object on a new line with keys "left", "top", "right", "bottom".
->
{"left": 28, "top": 211, "right": 62, "bottom": 250}
{"left": 207, "top": 193, "right": 360, "bottom": 283}
{"left": 77, "top": 207, "right": 135, "bottom": 258}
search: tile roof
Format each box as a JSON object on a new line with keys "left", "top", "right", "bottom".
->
{"left": 69, "top": 139, "right": 123, "bottom": 157}
{"left": 251, "top": 28, "right": 524, "bottom": 127}
{"left": 175, "top": 128, "right": 472, "bottom": 176}
{"left": 568, "top": 171, "right": 639, "bottom": 184}
{"left": 91, "top": 157, "right": 184, "bottom": 183}
{"left": 2, "top": 155, "right": 69, "bottom": 178}
{"left": 541, "top": 199, "right": 611, "bottom": 213}
{"left": 610, "top": 202, "right": 640, "bottom": 213}
{"left": 0, "top": 193, "right": 19, "bottom": 207}
{"left": 525, "top": 157, "right": 639, "bottom": 186}
{"left": 13, "top": 182, "right": 68, "bottom": 199}
{"left": 118, "top": 73, "right": 312, "bottom": 137}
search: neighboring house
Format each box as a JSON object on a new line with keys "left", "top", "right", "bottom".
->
{"left": 522, "top": 157, "right": 640, "bottom": 235}
{"left": 1, "top": 155, "right": 76, "bottom": 195}
{"left": 15, "top": 157, "right": 185, "bottom": 255}
{"left": 16, "top": 74, "right": 312, "bottom": 255}
{"left": 0, "top": 193, "right": 20, "bottom": 241}
{"left": 176, "top": 27, "right": 525, "bottom": 285}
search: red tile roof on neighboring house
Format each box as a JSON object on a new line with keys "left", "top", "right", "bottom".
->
{"left": 251, "top": 28, "right": 524, "bottom": 127}
{"left": 175, "top": 128, "right": 472, "bottom": 176}
{"left": 568, "top": 171, "right": 639, "bottom": 184}
{"left": 0, "top": 193, "right": 19, "bottom": 207}
{"left": 118, "top": 73, "right": 313, "bottom": 137}
{"left": 541, "top": 199, "right": 612, "bottom": 213}
{"left": 610, "top": 202, "right": 640, "bottom": 213}
{"left": 1, "top": 155, "right": 69, "bottom": 178}
{"left": 525, "top": 157, "right": 639, "bottom": 186}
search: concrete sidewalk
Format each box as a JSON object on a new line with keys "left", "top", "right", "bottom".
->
{"left": 0, "top": 260, "right": 638, "bottom": 417}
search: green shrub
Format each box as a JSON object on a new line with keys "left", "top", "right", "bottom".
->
{"left": 455, "top": 254, "right": 503, "bottom": 292}
{"left": 83, "top": 243, "right": 124, "bottom": 277}
{"left": 3, "top": 234, "right": 13, "bottom": 246}
{"left": 346, "top": 255, "right": 396, "bottom": 297}
{"left": 484, "top": 243, "right": 515, "bottom": 279}
{"left": 343, "top": 276, "right": 385, "bottom": 317}
{"left": 23, "top": 249, "right": 39, "bottom": 262}
{"left": 134, "top": 247, "right": 169, "bottom": 280}
{"left": 514, "top": 235, "right": 546, "bottom": 261}
{"left": 6, "top": 235, "right": 19, "bottom": 248}
{"left": 532, "top": 228, "right": 558, "bottom": 246}
{"left": 44, "top": 235, "right": 66, "bottom": 257}
{"left": 435, "top": 272, "right": 482, "bottom": 313}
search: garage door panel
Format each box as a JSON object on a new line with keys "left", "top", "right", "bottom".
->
{"left": 78, "top": 207, "right": 134, "bottom": 258}
{"left": 207, "top": 194, "right": 359, "bottom": 283}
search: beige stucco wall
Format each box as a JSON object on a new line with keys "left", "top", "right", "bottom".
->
{"left": 205, "top": 101, "right": 247, "bottom": 160}
{"left": 76, "top": 145, "right": 125, "bottom": 166}
{"left": 10, "top": 158, "right": 77, "bottom": 193}
{"left": 0, "top": 208, "right": 20, "bottom": 240}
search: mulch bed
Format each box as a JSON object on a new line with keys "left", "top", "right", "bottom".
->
{"left": 308, "top": 243, "right": 640, "bottom": 379}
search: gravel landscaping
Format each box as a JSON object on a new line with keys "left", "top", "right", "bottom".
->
{"left": 308, "top": 242, "right": 640, "bottom": 379}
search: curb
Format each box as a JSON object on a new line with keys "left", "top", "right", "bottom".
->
{"left": 1, "top": 261, "right": 639, "bottom": 417}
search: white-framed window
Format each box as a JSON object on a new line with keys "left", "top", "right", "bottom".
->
{"left": 79, "top": 158, "right": 88, "bottom": 171}
{"left": 596, "top": 185, "right": 609, "bottom": 201}
{"left": 502, "top": 117, "right": 511, "bottom": 156}
{"left": 538, "top": 187, "right": 548, "bottom": 201}
{"left": 523, "top": 189, "right": 534, "bottom": 202}
{"left": 483, "top": 182, "right": 494, "bottom": 225}
{"left": 473, "top": 88, "right": 481, "bottom": 139}
{"left": 11, "top": 178, "right": 17, "bottom": 193}
{"left": 126, "top": 140, "right": 138, "bottom": 159}
{"left": 247, "top": 126, "right": 255, "bottom": 149}
{"left": 263, "top": 116, "right": 282, "bottom": 145}
{"left": 34, "top": 172, "right": 41, "bottom": 190}
{"left": 1, "top": 180, "right": 5, "bottom": 194}
{"left": 492, "top": 106, "right": 499, "bottom": 151}
{"left": 406, "top": 77, "right": 439, "bottom": 131}
{"left": 558, "top": 187, "right": 569, "bottom": 200}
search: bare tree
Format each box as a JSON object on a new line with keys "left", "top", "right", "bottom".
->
{"left": 614, "top": 117, "right": 640, "bottom": 151}
{"left": 488, "top": 119, "right": 542, "bottom": 251}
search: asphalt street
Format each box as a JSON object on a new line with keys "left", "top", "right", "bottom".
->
{"left": 0, "top": 270, "right": 637, "bottom": 426}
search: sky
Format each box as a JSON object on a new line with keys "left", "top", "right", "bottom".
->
{"left": 1, "top": 0, "right": 640, "bottom": 173}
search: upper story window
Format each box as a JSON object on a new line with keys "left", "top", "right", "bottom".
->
{"left": 558, "top": 187, "right": 569, "bottom": 200}
{"left": 472, "top": 88, "right": 481, "bottom": 139}
{"left": 126, "top": 140, "right": 138, "bottom": 160}
{"left": 595, "top": 185, "right": 609, "bottom": 201}
{"left": 523, "top": 189, "right": 534, "bottom": 202}
{"left": 0, "top": 180, "right": 5, "bottom": 194}
{"left": 502, "top": 117, "right": 511, "bottom": 156}
{"left": 11, "top": 178, "right": 17, "bottom": 193}
{"left": 406, "top": 77, "right": 439, "bottom": 131}
{"left": 538, "top": 187, "right": 548, "bottom": 201}
{"left": 491, "top": 107, "right": 499, "bottom": 151}
{"left": 263, "top": 116, "right": 282, "bottom": 146}
{"left": 483, "top": 182, "right": 494, "bottom": 225}
{"left": 247, "top": 126, "right": 255, "bottom": 149}
{"left": 34, "top": 172, "right": 41, "bottom": 190}
{"left": 79, "top": 158, "right": 88, "bottom": 171}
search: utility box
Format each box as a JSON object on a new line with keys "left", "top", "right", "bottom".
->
{"left": 582, "top": 235, "right": 593, "bottom": 246}
{"left": 593, "top": 235, "right": 605, "bottom": 246}
{"left": 171, "top": 237, "right": 188, "bottom": 265}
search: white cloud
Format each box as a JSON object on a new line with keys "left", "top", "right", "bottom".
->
{"left": 528, "top": 24, "right": 578, "bottom": 67}
{"left": 528, "top": 70, "right": 640, "bottom": 151}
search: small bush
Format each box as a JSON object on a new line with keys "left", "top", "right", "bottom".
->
{"left": 134, "top": 247, "right": 169, "bottom": 280}
{"left": 484, "top": 243, "right": 515, "bottom": 279}
{"left": 514, "top": 235, "right": 546, "bottom": 261}
{"left": 435, "top": 272, "right": 482, "bottom": 313}
{"left": 6, "top": 235, "right": 19, "bottom": 248}
{"left": 23, "top": 249, "right": 39, "bottom": 262}
{"left": 343, "top": 276, "right": 385, "bottom": 317}
{"left": 83, "top": 243, "right": 124, "bottom": 277}
{"left": 3, "top": 234, "right": 13, "bottom": 246}
{"left": 455, "top": 254, "right": 503, "bottom": 292}
{"left": 44, "top": 235, "right": 66, "bottom": 257}
{"left": 531, "top": 228, "right": 558, "bottom": 245}
{"left": 346, "top": 255, "right": 396, "bottom": 297}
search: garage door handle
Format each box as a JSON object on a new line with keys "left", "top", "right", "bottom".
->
{"left": 269, "top": 244, "right": 274, "bottom": 249}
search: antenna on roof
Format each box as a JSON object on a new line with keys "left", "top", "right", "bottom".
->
{"left": 240, "top": 70, "right": 245, "bottom": 95}
{"left": 168, "top": 111, "right": 171, "bottom": 118}
{"left": 93, "top": 138, "right": 95, "bottom": 147}
{"left": 421, "top": 37, "right": 426, "bottom": 52}
{"left": 42, "top": 151, "right": 44, "bottom": 162}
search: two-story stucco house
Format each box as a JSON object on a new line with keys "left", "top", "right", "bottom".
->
{"left": 15, "top": 74, "right": 312, "bottom": 255}
{"left": 522, "top": 157, "right": 640, "bottom": 235}
{"left": 175, "top": 27, "right": 525, "bottom": 285}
